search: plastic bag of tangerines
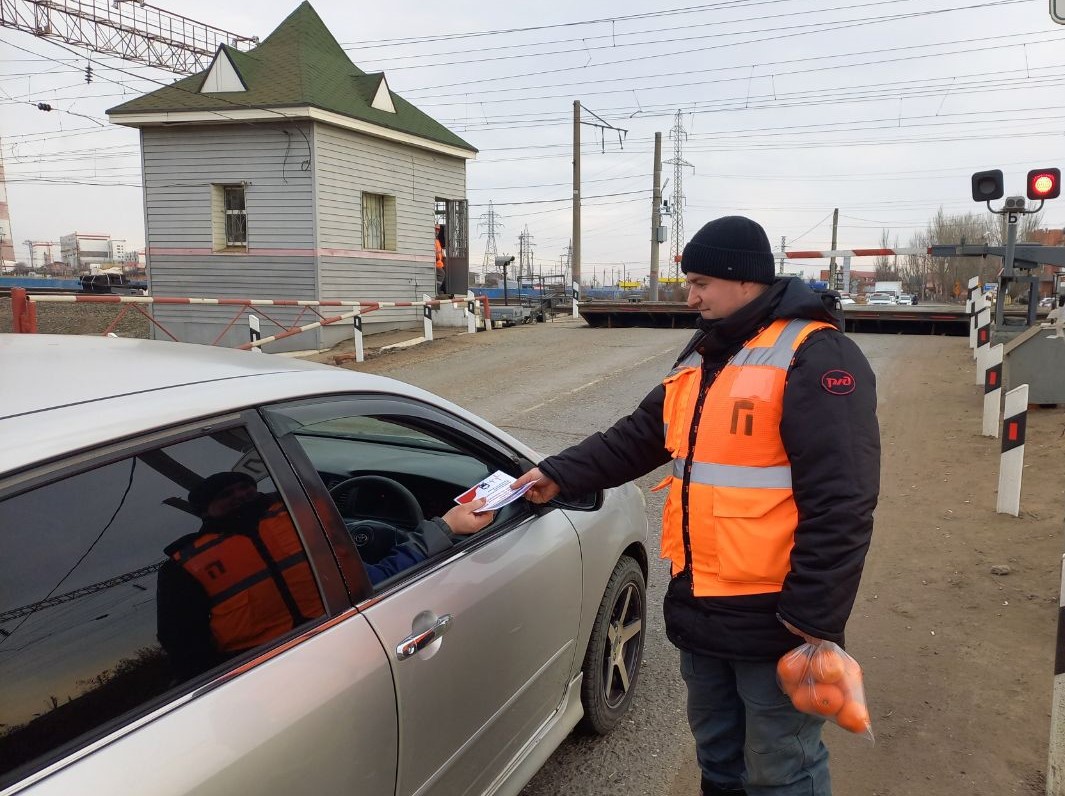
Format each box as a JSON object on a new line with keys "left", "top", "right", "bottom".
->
{"left": 776, "top": 641, "right": 873, "bottom": 740}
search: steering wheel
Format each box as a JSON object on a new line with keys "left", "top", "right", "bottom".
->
{"left": 328, "top": 476, "right": 424, "bottom": 563}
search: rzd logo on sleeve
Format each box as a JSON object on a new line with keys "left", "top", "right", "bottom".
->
{"left": 821, "top": 370, "right": 856, "bottom": 395}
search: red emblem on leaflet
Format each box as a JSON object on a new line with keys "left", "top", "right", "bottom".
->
{"left": 821, "top": 370, "right": 856, "bottom": 395}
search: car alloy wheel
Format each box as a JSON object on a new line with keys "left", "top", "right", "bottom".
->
{"left": 578, "top": 555, "right": 645, "bottom": 734}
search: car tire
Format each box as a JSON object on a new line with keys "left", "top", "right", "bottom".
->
{"left": 578, "top": 555, "right": 645, "bottom": 735}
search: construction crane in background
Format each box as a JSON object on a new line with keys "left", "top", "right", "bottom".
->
{"left": 0, "top": 0, "right": 258, "bottom": 75}
{"left": 0, "top": 561, "right": 165, "bottom": 626}
{"left": 24, "top": 240, "right": 57, "bottom": 269}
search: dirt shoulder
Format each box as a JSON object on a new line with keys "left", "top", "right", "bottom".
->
{"left": 831, "top": 334, "right": 1064, "bottom": 795}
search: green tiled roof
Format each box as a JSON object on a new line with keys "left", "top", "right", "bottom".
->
{"left": 107, "top": 2, "right": 475, "bottom": 153}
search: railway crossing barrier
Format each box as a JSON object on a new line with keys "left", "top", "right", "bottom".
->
{"left": 10, "top": 288, "right": 489, "bottom": 358}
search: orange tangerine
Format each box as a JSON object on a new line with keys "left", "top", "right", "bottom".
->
{"left": 809, "top": 682, "right": 845, "bottom": 716}
{"left": 788, "top": 682, "right": 818, "bottom": 714}
{"left": 836, "top": 699, "right": 871, "bottom": 734}
{"left": 776, "top": 648, "right": 809, "bottom": 689}
{"left": 810, "top": 647, "right": 846, "bottom": 684}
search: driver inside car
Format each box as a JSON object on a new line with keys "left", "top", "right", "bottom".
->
{"left": 157, "top": 472, "right": 493, "bottom": 680}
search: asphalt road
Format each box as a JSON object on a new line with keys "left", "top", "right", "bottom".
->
{"left": 355, "top": 316, "right": 900, "bottom": 796}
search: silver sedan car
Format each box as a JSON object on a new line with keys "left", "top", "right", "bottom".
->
{"left": 0, "top": 335, "right": 649, "bottom": 796}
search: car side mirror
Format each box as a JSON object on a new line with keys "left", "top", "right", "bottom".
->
{"left": 546, "top": 490, "right": 603, "bottom": 512}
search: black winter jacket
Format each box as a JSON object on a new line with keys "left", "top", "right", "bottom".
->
{"left": 539, "top": 278, "right": 880, "bottom": 660}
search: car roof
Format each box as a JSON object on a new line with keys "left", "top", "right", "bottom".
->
{"left": 0, "top": 335, "right": 533, "bottom": 475}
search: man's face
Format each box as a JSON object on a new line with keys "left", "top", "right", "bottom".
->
{"left": 685, "top": 273, "right": 760, "bottom": 320}
{"left": 205, "top": 480, "right": 258, "bottom": 519}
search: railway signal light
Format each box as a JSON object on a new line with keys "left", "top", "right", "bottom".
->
{"left": 971, "top": 170, "right": 1004, "bottom": 202}
{"left": 1026, "top": 168, "right": 1060, "bottom": 201}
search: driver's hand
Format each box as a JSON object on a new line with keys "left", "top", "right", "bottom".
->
{"left": 442, "top": 498, "right": 495, "bottom": 535}
{"left": 511, "top": 467, "right": 560, "bottom": 504}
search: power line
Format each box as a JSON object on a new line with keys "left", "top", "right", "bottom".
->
{"left": 356, "top": 0, "right": 941, "bottom": 67}
{"left": 340, "top": 0, "right": 787, "bottom": 49}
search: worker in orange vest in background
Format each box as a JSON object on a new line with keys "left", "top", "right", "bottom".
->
{"left": 435, "top": 224, "right": 446, "bottom": 294}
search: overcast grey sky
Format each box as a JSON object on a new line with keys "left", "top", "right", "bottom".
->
{"left": 2, "top": 0, "right": 1064, "bottom": 281}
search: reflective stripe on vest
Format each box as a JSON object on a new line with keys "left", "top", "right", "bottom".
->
{"left": 173, "top": 501, "right": 324, "bottom": 652}
{"left": 673, "top": 458, "right": 793, "bottom": 489}
{"left": 659, "top": 317, "right": 834, "bottom": 597}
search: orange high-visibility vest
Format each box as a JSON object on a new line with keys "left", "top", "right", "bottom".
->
{"left": 435, "top": 238, "right": 445, "bottom": 271}
{"left": 171, "top": 501, "right": 324, "bottom": 652}
{"left": 657, "top": 318, "right": 835, "bottom": 597}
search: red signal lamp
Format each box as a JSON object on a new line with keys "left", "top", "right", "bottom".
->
{"left": 1026, "top": 168, "right": 1061, "bottom": 201}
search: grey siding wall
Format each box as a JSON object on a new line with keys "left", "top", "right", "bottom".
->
{"left": 313, "top": 123, "right": 466, "bottom": 329}
{"left": 141, "top": 123, "right": 318, "bottom": 351}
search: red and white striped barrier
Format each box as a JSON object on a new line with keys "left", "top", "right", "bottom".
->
{"left": 783, "top": 247, "right": 929, "bottom": 259}
{"left": 982, "top": 343, "right": 1004, "bottom": 437}
{"left": 237, "top": 296, "right": 485, "bottom": 352}
{"left": 15, "top": 290, "right": 488, "bottom": 351}
{"left": 996, "top": 384, "right": 1028, "bottom": 516}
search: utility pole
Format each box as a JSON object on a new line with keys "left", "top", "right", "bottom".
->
{"left": 828, "top": 207, "right": 839, "bottom": 289}
{"left": 572, "top": 100, "right": 628, "bottom": 300}
{"left": 478, "top": 201, "right": 503, "bottom": 283}
{"left": 572, "top": 100, "right": 581, "bottom": 295}
{"left": 664, "top": 110, "right": 694, "bottom": 284}
{"left": 650, "top": 131, "right": 663, "bottom": 301}
{"left": 517, "top": 226, "right": 535, "bottom": 285}
{"left": 778, "top": 236, "right": 787, "bottom": 275}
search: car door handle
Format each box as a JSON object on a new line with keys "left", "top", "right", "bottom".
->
{"left": 396, "top": 614, "right": 453, "bottom": 660}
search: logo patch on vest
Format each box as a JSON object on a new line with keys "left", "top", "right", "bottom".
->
{"left": 821, "top": 370, "right": 856, "bottom": 395}
{"left": 730, "top": 399, "right": 755, "bottom": 435}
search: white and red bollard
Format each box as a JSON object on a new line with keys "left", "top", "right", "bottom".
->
{"left": 352, "top": 311, "right": 365, "bottom": 363}
{"left": 981, "top": 343, "right": 1003, "bottom": 437}
{"left": 974, "top": 306, "right": 991, "bottom": 385}
{"left": 995, "top": 383, "right": 1028, "bottom": 516}
{"left": 248, "top": 314, "right": 262, "bottom": 353}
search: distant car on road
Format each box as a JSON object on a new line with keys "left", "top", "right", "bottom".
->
{"left": 867, "top": 293, "right": 894, "bottom": 305}
{"left": 0, "top": 335, "right": 650, "bottom": 796}
{"left": 897, "top": 294, "right": 913, "bottom": 306}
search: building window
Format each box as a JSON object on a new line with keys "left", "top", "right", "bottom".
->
{"left": 362, "top": 193, "right": 396, "bottom": 251}
{"left": 212, "top": 184, "right": 247, "bottom": 251}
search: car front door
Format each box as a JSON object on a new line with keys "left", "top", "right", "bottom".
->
{"left": 262, "top": 396, "right": 583, "bottom": 796}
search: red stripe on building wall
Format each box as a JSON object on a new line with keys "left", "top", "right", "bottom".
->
{"left": 148, "top": 246, "right": 435, "bottom": 262}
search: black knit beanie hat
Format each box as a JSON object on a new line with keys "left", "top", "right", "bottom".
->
{"left": 681, "top": 216, "right": 775, "bottom": 284}
{"left": 188, "top": 471, "right": 256, "bottom": 515}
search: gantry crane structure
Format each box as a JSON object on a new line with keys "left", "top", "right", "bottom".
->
{"left": 0, "top": 0, "right": 257, "bottom": 75}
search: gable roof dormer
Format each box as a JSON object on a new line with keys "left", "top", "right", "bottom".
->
{"left": 199, "top": 46, "right": 248, "bottom": 93}
{"left": 106, "top": 1, "right": 475, "bottom": 158}
{"left": 371, "top": 75, "right": 395, "bottom": 114}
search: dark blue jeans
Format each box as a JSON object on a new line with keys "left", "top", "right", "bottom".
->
{"left": 680, "top": 651, "right": 831, "bottom": 795}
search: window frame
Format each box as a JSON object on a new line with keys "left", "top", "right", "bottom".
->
{"left": 259, "top": 392, "right": 544, "bottom": 605}
{"left": 361, "top": 192, "right": 396, "bottom": 252}
{"left": 0, "top": 410, "right": 346, "bottom": 790}
{"left": 210, "top": 183, "right": 248, "bottom": 253}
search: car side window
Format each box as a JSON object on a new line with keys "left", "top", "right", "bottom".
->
{"left": 263, "top": 398, "right": 529, "bottom": 589}
{"left": 0, "top": 427, "right": 325, "bottom": 787}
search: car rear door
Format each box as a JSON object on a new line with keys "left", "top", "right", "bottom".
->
{"left": 0, "top": 412, "right": 398, "bottom": 796}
